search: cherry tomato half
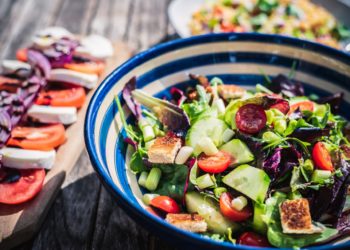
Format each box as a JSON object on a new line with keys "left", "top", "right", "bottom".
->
{"left": 7, "top": 124, "right": 66, "bottom": 151}
{"left": 288, "top": 100, "right": 314, "bottom": 115}
{"left": 270, "top": 100, "right": 290, "bottom": 115}
{"left": 219, "top": 192, "right": 252, "bottom": 222}
{"left": 312, "top": 142, "right": 334, "bottom": 171}
{"left": 238, "top": 232, "right": 270, "bottom": 247}
{"left": 198, "top": 151, "right": 231, "bottom": 173}
{"left": 0, "top": 168, "right": 45, "bottom": 205}
{"left": 16, "top": 48, "right": 28, "bottom": 62}
{"left": 236, "top": 104, "right": 267, "bottom": 134}
{"left": 35, "top": 87, "right": 86, "bottom": 108}
{"left": 64, "top": 61, "right": 105, "bottom": 75}
{"left": 150, "top": 196, "right": 180, "bottom": 214}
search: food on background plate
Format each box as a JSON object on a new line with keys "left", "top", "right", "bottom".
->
{"left": 117, "top": 68, "right": 350, "bottom": 248}
{"left": 189, "top": 0, "right": 350, "bottom": 48}
{"left": 0, "top": 27, "right": 113, "bottom": 205}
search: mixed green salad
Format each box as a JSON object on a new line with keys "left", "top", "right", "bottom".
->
{"left": 116, "top": 70, "right": 350, "bottom": 248}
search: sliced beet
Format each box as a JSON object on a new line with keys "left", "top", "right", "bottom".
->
{"left": 235, "top": 104, "right": 267, "bottom": 134}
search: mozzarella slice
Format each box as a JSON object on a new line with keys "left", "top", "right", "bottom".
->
{"left": 33, "top": 27, "right": 75, "bottom": 49}
{"left": 1, "top": 60, "right": 31, "bottom": 74}
{"left": 74, "top": 34, "right": 113, "bottom": 60}
{"left": 0, "top": 147, "right": 56, "bottom": 170}
{"left": 49, "top": 69, "right": 98, "bottom": 89}
{"left": 27, "top": 105, "right": 77, "bottom": 125}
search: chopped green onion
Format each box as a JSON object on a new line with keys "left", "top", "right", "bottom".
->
{"left": 273, "top": 119, "right": 287, "bottom": 135}
{"left": 138, "top": 171, "right": 149, "bottom": 187}
{"left": 145, "top": 167, "right": 162, "bottom": 191}
{"left": 198, "top": 137, "right": 219, "bottom": 156}
{"left": 213, "top": 98, "right": 226, "bottom": 114}
{"left": 210, "top": 77, "right": 223, "bottom": 85}
{"left": 222, "top": 128, "right": 235, "bottom": 143}
{"left": 231, "top": 196, "right": 248, "bottom": 211}
{"left": 214, "top": 187, "right": 227, "bottom": 198}
{"left": 311, "top": 170, "right": 332, "bottom": 184}
{"left": 256, "top": 84, "right": 273, "bottom": 94}
{"left": 142, "top": 193, "right": 159, "bottom": 205}
{"left": 262, "top": 131, "right": 281, "bottom": 143}
{"left": 142, "top": 125, "right": 155, "bottom": 142}
{"left": 196, "top": 173, "right": 215, "bottom": 189}
{"left": 265, "top": 110, "right": 274, "bottom": 125}
{"left": 175, "top": 146, "right": 194, "bottom": 165}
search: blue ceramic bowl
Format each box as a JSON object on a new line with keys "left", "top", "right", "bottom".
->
{"left": 85, "top": 33, "right": 350, "bottom": 250}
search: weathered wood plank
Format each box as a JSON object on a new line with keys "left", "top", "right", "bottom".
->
{"left": 0, "top": 0, "right": 63, "bottom": 60}
{"left": 30, "top": 151, "right": 101, "bottom": 250}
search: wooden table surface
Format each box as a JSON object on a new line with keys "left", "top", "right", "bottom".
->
{"left": 0, "top": 0, "right": 176, "bottom": 249}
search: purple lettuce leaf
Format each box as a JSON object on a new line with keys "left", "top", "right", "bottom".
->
{"left": 269, "top": 74, "right": 304, "bottom": 97}
{"left": 170, "top": 87, "right": 186, "bottom": 106}
{"left": 132, "top": 88, "right": 190, "bottom": 134}
{"left": 311, "top": 158, "right": 350, "bottom": 220}
{"left": 122, "top": 77, "right": 142, "bottom": 120}
{"left": 263, "top": 146, "right": 301, "bottom": 183}
{"left": 236, "top": 131, "right": 266, "bottom": 169}
{"left": 290, "top": 127, "right": 330, "bottom": 142}
{"left": 316, "top": 92, "right": 344, "bottom": 114}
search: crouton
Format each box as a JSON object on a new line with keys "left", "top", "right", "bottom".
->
{"left": 217, "top": 85, "right": 246, "bottom": 100}
{"left": 279, "top": 198, "right": 323, "bottom": 234}
{"left": 148, "top": 134, "right": 182, "bottom": 164}
{"left": 166, "top": 213, "right": 207, "bottom": 233}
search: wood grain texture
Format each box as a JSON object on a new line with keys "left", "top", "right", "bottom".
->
{"left": 0, "top": 0, "right": 177, "bottom": 249}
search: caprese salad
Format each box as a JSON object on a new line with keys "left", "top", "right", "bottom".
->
{"left": 0, "top": 27, "right": 113, "bottom": 205}
{"left": 117, "top": 72, "right": 350, "bottom": 248}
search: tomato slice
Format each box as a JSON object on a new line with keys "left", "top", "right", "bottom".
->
{"left": 238, "top": 232, "right": 270, "bottom": 247}
{"left": 198, "top": 151, "right": 231, "bottom": 173}
{"left": 64, "top": 61, "right": 105, "bottom": 75}
{"left": 35, "top": 87, "right": 86, "bottom": 108}
{"left": 219, "top": 192, "right": 252, "bottom": 222}
{"left": 288, "top": 100, "right": 314, "bottom": 115}
{"left": 312, "top": 142, "right": 334, "bottom": 171}
{"left": 150, "top": 196, "right": 180, "bottom": 214}
{"left": 236, "top": 104, "right": 267, "bottom": 134}
{"left": 16, "top": 48, "right": 28, "bottom": 62}
{"left": 7, "top": 124, "right": 66, "bottom": 151}
{"left": 0, "top": 168, "right": 45, "bottom": 204}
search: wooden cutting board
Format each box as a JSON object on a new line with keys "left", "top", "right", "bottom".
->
{"left": 0, "top": 42, "right": 132, "bottom": 250}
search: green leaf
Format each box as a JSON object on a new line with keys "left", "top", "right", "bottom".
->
{"left": 265, "top": 194, "right": 338, "bottom": 248}
{"left": 153, "top": 164, "right": 189, "bottom": 201}
{"left": 130, "top": 150, "right": 147, "bottom": 173}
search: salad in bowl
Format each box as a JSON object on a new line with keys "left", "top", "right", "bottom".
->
{"left": 85, "top": 33, "right": 350, "bottom": 249}
{"left": 114, "top": 70, "right": 350, "bottom": 248}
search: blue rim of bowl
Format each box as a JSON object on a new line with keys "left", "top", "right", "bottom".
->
{"left": 85, "top": 33, "right": 350, "bottom": 250}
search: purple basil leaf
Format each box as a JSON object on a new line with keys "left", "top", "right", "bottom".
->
{"left": 0, "top": 110, "right": 12, "bottom": 148}
{"left": 27, "top": 50, "right": 51, "bottom": 78}
{"left": 42, "top": 38, "right": 79, "bottom": 68}
{"left": 122, "top": 77, "right": 142, "bottom": 120}
{"left": 269, "top": 74, "right": 304, "bottom": 97}
{"left": 316, "top": 92, "right": 344, "bottom": 114}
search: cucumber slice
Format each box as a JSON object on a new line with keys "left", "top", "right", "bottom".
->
{"left": 186, "top": 192, "right": 239, "bottom": 234}
{"left": 219, "top": 139, "right": 254, "bottom": 166}
{"left": 223, "top": 164, "right": 271, "bottom": 203}
{"left": 186, "top": 117, "right": 228, "bottom": 155}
